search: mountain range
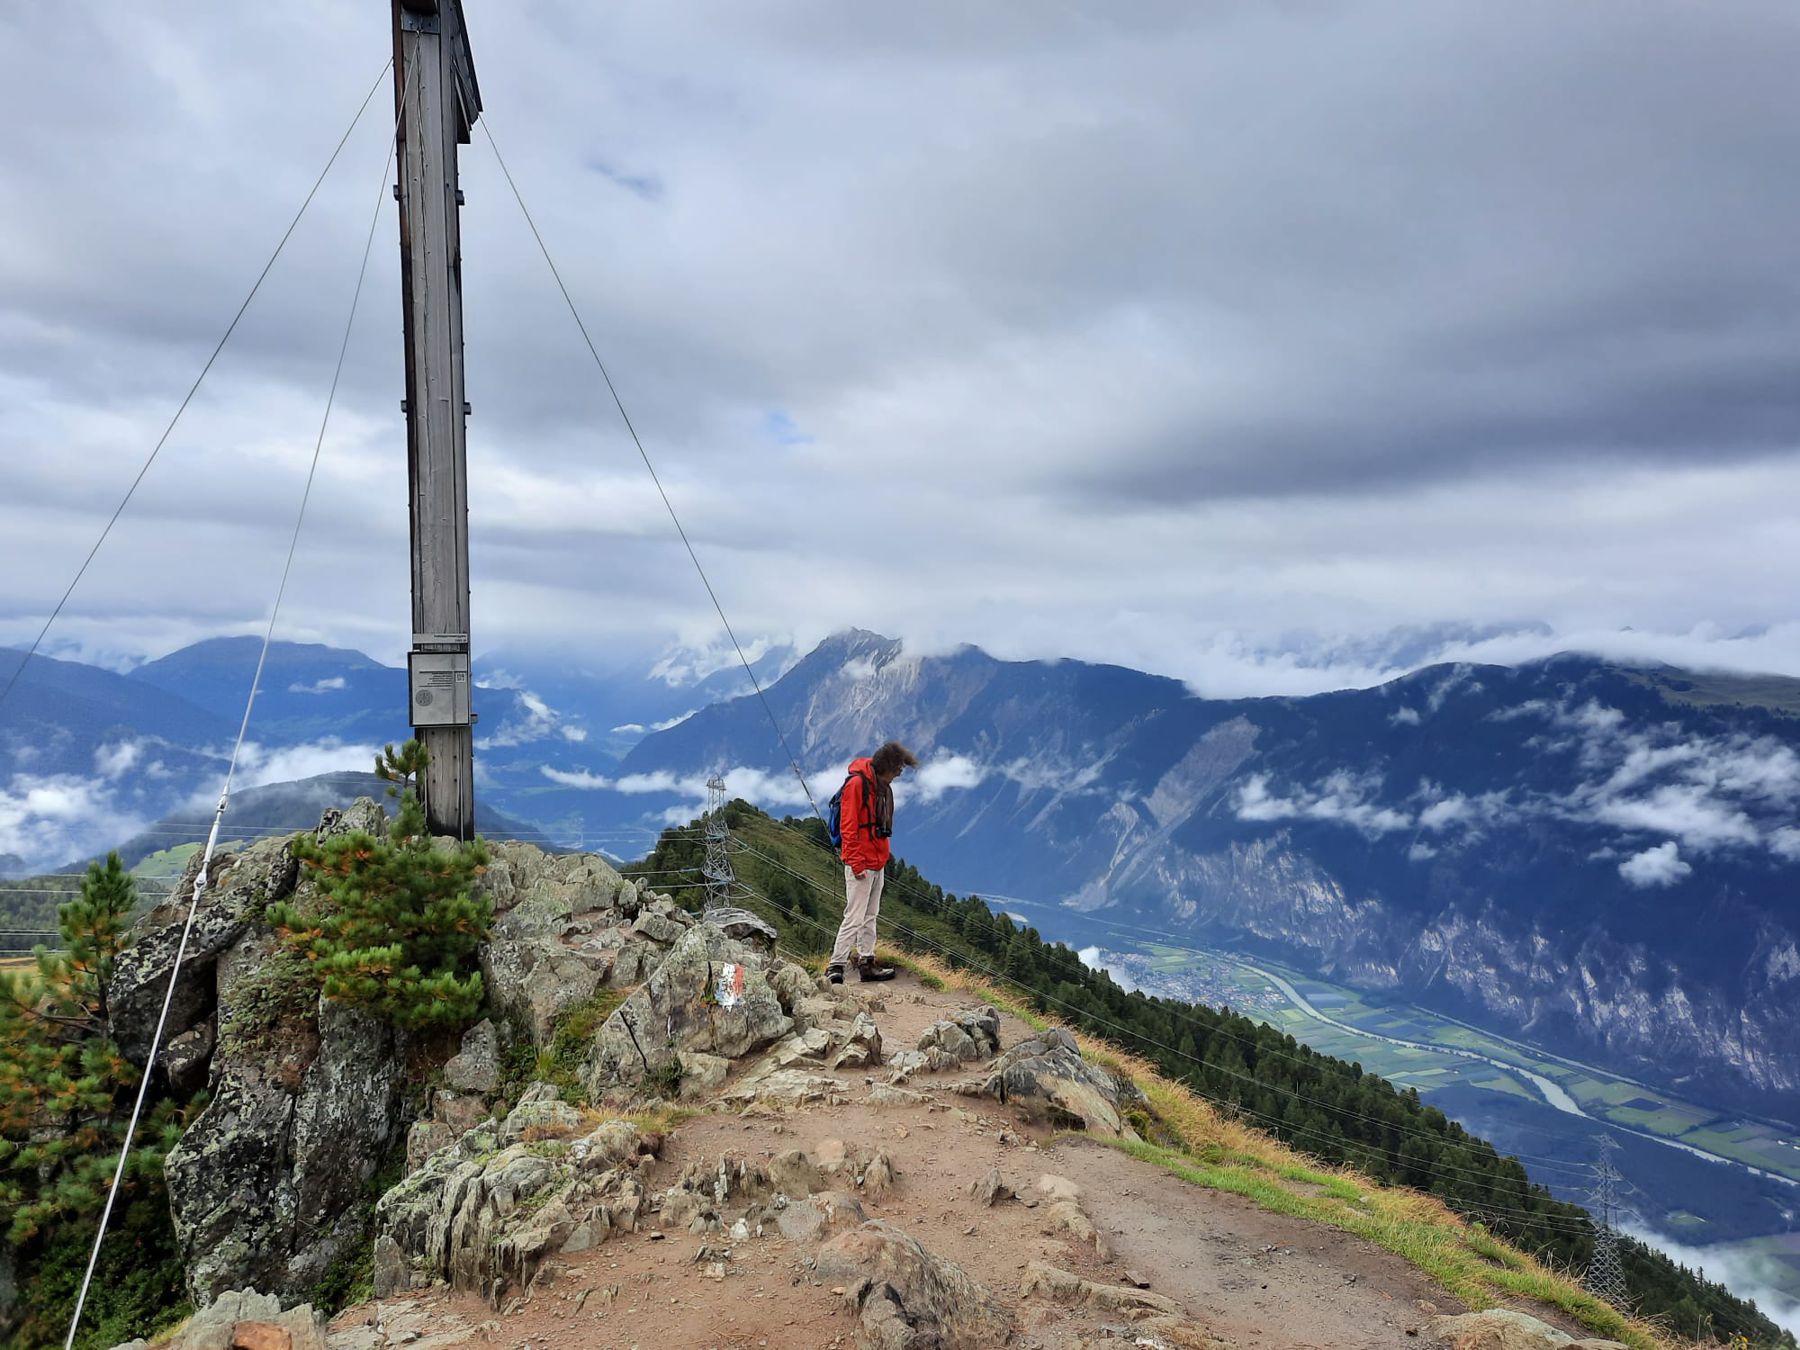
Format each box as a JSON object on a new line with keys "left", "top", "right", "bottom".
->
{"left": 614, "top": 632, "right": 1800, "bottom": 1111}
{"left": 3, "top": 630, "right": 1797, "bottom": 1112}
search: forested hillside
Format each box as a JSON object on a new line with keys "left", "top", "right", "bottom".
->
{"left": 627, "top": 802, "right": 1796, "bottom": 1347}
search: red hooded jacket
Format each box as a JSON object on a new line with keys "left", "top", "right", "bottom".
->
{"left": 837, "top": 756, "right": 893, "bottom": 874}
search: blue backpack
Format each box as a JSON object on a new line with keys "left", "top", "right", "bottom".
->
{"left": 826, "top": 769, "right": 874, "bottom": 850}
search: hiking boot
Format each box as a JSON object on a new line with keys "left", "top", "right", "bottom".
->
{"left": 827, "top": 963, "right": 845, "bottom": 985}
{"left": 857, "top": 955, "right": 897, "bottom": 983}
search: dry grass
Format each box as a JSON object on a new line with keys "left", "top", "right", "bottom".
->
{"left": 883, "top": 945, "right": 1689, "bottom": 1350}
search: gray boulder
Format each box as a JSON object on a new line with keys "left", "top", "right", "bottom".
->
{"left": 480, "top": 936, "right": 602, "bottom": 1046}
{"left": 775, "top": 1189, "right": 866, "bottom": 1243}
{"left": 584, "top": 923, "right": 792, "bottom": 1100}
{"left": 478, "top": 843, "right": 624, "bottom": 920}
{"left": 698, "top": 905, "right": 778, "bottom": 947}
{"left": 497, "top": 1092, "right": 585, "bottom": 1145}
{"left": 165, "top": 998, "right": 402, "bottom": 1305}
{"left": 816, "top": 1220, "right": 1014, "bottom": 1349}
{"left": 1429, "top": 1310, "right": 1631, "bottom": 1349}
{"left": 972, "top": 1027, "right": 1142, "bottom": 1138}
{"left": 922, "top": 1006, "right": 1001, "bottom": 1061}
{"left": 890, "top": 1006, "right": 1000, "bottom": 1077}
{"left": 443, "top": 1018, "right": 500, "bottom": 1094}
{"left": 312, "top": 797, "right": 390, "bottom": 843}
{"left": 477, "top": 847, "right": 641, "bottom": 1044}
{"left": 104, "top": 1289, "right": 328, "bottom": 1350}
{"left": 630, "top": 909, "right": 686, "bottom": 946}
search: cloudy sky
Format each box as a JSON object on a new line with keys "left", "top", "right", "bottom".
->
{"left": 4, "top": 1, "right": 1800, "bottom": 697}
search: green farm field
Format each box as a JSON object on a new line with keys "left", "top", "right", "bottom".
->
{"left": 1119, "top": 941, "right": 1800, "bottom": 1187}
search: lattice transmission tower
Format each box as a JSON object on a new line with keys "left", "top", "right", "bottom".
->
{"left": 1584, "top": 1134, "right": 1630, "bottom": 1309}
{"left": 701, "top": 773, "right": 749, "bottom": 916}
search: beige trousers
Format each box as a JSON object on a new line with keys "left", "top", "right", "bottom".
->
{"left": 830, "top": 865, "right": 885, "bottom": 966}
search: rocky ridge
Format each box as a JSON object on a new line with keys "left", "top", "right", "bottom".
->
{"left": 98, "top": 810, "right": 1643, "bottom": 1350}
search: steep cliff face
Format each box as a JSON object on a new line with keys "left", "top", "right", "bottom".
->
{"left": 617, "top": 636, "right": 1800, "bottom": 1105}
{"left": 1092, "top": 830, "right": 1800, "bottom": 1099}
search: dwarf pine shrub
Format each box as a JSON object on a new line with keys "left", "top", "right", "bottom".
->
{"left": 269, "top": 740, "right": 493, "bottom": 1030}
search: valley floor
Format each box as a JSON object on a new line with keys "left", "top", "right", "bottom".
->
{"left": 1071, "top": 936, "right": 1800, "bottom": 1324}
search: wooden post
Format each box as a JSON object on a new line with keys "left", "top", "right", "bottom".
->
{"left": 393, "top": 0, "right": 481, "bottom": 838}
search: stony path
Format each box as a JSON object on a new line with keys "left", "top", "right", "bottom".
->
{"left": 326, "top": 968, "right": 1499, "bottom": 1350}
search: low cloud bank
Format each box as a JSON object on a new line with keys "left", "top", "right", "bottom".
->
{"left": 1077, "top": 945, "right": 1140, "bottom": 993}
{"left": 0, "top": 772, "right": 148, "bottom": 874}
{"left": 1234, "top": 693, "right": 1800, "bottom": 887}
{"left": 1619, "top": 1222, "right": 1800, "bottom": 1339}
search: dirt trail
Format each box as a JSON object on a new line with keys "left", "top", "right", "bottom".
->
{"left": 329, "top": 971, "right": 1497, "bottom": 1349}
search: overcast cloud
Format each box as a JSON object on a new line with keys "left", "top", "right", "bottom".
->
{"left": 4, "top": 2, "right": 1800, "bottom": 693}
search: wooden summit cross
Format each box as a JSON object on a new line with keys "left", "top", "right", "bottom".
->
{"left": 393, "top": 0, "right": 480, "bottom": 838}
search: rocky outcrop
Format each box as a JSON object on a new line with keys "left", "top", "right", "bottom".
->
{"left": 776, "top": 975, "right": 886, "bottom": 1069}
{"left": 1021, "top": 1262, "right": 1228, "bottom": 1349}
{"left": 888, "top": 1006, "right": 1000, "bottom": 1076}
{"left": 721, "top": 1066, "right": 848, "bottom": 1107}
{"left": 1033, "top": 1174, "right": 1111, "bottom": 1258}
{"left": 112, "top": 798, "right": 389, "bottom": 1074}
{"left": 165, "top": 999, "right": 402, "bottom": 1305}
{"left": 1429, "top": 1310, "right": 1630, "bottom": 1350}
{"left": 478, "top": 845, "right": 646, "bottom": 1044}
{"left": 477, "top": 844, "right": 724, "bottom": 1047}
{"left": 373, "top": 1104, "right": 659, "bottom": 1304}
{"left": 650, "top": 1137, "right": 893, "bottom": 1245}
{"left": 106, "top": 1290, "right": 328, "bottom": 1350}
{"left": 816, "top": 1221, "right": 1015, "bottom": 1349}
{"left": 584, "top": 923, "right": 794, "bottom": 1100}
{"left": 967, "top": 1028, "right": 1142, "bottom": 1138}
{"left": 406, "top": 1019, "right": 506, "bottom": 1172}
{"left": 442, "top": 1018, "right": 499, "bottom": 1094}
{"left": 762, "top": 1012, "right": 883, "bottom": 1074}
{"left": 109, "top": 833, "right": 301, "bottom": 1067}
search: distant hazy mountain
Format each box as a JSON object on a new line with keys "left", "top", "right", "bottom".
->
{"left": 11, "top": 630, "right": 1799, "bottom": 1107}
{"left": 608, "top": 631, "right": 1800, "bottom": 1108}
{"left": 132, "top": 638, "right": 406, "bottom": 746}
{"left": 99, "top": 771, "right": 551, "bottom": 870}
{"left": 0, "top": 646, "right": 234, "bottom": 778}
{"left": 0, "top": 637, "right": 786, "bottom": 873}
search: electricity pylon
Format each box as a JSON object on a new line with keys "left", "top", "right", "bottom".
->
{"left": 1585, "top": 1134, "right": 1629, "bottom": 1309}
{"left": 701, "top": 774, "right": 746, "bottom": 915}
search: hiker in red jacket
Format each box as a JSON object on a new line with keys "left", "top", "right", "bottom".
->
{"left": 828, "top": 740, "right": 919, "bottom": 984}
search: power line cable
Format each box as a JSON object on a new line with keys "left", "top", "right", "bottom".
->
{"left": 964, "top": 901, "right": 1614, "bottom": 1152}
{"left": 62, "top": 60, "right": 414, "bottom": 1349}
{"left": 842, "top": 854, "right": 1607, "bottom": 1172}
{"left": 624, "top": 766, "right": 1598, "bottom": 1172}
{"left": 0, "top": 61, "right": 393, "bottom": 717}
{"left": 721, "top": 866, "right": 1600, "bottom": 1236}
{"left": 463, "top": 113, "right": 1602, "bottom": 1221}
{"left": 729, "top": 837, "right": 1596, "bottom": 1189}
